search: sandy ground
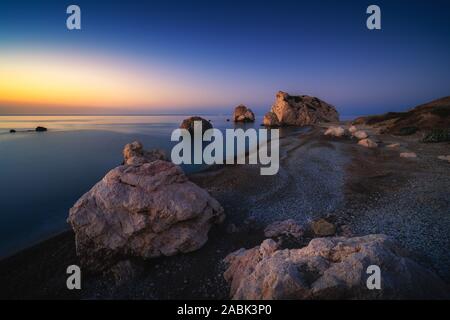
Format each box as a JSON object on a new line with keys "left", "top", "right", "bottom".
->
{"left": 0, "top": 125, "right": 449, "bottom": 299}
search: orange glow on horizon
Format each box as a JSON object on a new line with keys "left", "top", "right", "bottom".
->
{"left": 0, "top": 50, "right": 230, "bottom": 111}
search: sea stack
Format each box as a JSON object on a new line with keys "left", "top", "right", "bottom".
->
{"left": 180, "top": 116, "right": 212, "bottom": 134}
{"left": 263, "top": 91, "right": 339, "bottom": 127}
{"left": 233, "top": 105, "right": 255, "bottom": 122}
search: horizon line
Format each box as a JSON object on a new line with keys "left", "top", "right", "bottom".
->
{"left": 0, "top": 113, "right": 363, "bottom": 118}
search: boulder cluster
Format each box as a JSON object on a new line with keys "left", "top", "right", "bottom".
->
{"left": 324, "top": 125, "right": 378, "bottom": 148}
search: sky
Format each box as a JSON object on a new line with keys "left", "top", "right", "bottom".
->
{"left": 1, "top": 0, "right": 450, "bottom": 115}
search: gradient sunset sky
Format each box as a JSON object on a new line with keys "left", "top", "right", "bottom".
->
{"left": 1, "top": 0, "right": 450, "bottom": 115}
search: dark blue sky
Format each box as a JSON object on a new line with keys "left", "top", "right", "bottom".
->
{"left": 1, "top": 0, "right": 450, "bottom": 115}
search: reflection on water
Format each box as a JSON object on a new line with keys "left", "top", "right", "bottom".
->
{"left": 0, "top": 115, "right": 300, "bottom": 258}
{"left": 0, "top": 115, "right": 210, "bottom": 135}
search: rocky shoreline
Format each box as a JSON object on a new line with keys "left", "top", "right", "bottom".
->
{"left": 1, "top": 93, "right": 449, "bottom": 300}
{"left": 1, "top": 123, "right": 449, "bottom": 299}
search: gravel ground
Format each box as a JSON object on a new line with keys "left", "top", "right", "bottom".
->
{"left": 243, "top": 131, "right": 349, "bottom": 225}
{"left": 340, "top": 131, "right": 450, "bottom": 282}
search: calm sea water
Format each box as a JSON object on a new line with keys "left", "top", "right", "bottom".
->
{"left": 0, "top": 115, "right": 274, "bottom": 258}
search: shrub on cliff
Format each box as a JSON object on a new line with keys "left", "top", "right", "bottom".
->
{"left": 422, "top": 128, "right": 450, "bottom": 143}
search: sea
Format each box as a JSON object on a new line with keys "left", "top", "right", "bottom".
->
{"left": 0, "top": 114, "right": 269, "bottom": 258}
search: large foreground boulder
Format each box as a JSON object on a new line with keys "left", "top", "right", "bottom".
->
{"left": 263, "top": 91, "right": 339, "bottom": 127}
{"left": 233, "top": 105, "right": 255, "bottom": 122}
{"left": 68, "top": 144, "right": 225, "bottom": 271}
{"left": 224, "top": 235, "right": 448, "bottom": 299}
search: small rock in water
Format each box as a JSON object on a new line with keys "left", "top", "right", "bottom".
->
{"left": 311, "top": 218, "right": 336, "bottom": 236}
{"left": 9, "top": 129, "right": 16, "bottom": 133}
{"left": 35, "top": 126, "right": 47, "bottom": 132}
{"left": 400, "top": 152, "right": 417, "bottom": 158}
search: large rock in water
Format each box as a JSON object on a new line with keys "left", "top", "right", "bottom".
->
{"left": 233, "top": 105, "right": 255, "bottom": 122}
{"left": 68, "top": 143, "right": 225, "bottom": 271}
{"left": 180, "top": 116, "right": 212, "bottom": 134}
{"left": 224, "top": 235, "right": 449, "bottom": 299}
{"left": 263, "top": 91, "right": 339, "bottom": 127}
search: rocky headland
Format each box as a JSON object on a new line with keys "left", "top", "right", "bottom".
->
{"left": 353, "top": 96, "right": 450, "bottom": 137}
